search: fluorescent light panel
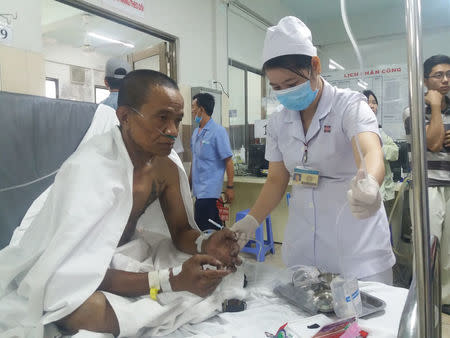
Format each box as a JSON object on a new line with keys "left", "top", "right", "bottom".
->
{"left": 88, "top": 32, "right": 135, "bottom": 48}
{"left": 329, "top": 58, "right": 345, "bottom": 70}
{"left": 357, "top": 79, "right": 368, "bottom": 89}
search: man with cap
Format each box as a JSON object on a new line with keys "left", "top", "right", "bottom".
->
{"left": 101, "top": 57, "right": 132, "bottom": 110}
{"left": 230, "top": 16, "right": 395, "bottom": 284}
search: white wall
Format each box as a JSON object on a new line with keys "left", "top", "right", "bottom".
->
{"left": 318, "top": 28, "right": 450, "bottom": 72}
{"left": 44, "top": 41, "right": 109, "bottom": 102}
{"left": 2, "top": 0, "right": 288, "bottom": 97}
{"left": 228, "top": 10, "right": 266, "bottom": 70}
{"left": 227, "top": 0, "right": 292, "bottom": 70}
{"left": 6, "top": 0, "right": 449, "bottom": 100}
{"left": 308, "top": 4, "right": 450, "bottom": 70}
{"left": 1, "top": 0, "right": 42, "bottom": 52}
{"left": 44, "top": 41, "right": 109, "bottom": 71}
{"left": 84, "top": 0, "right": 292, "bottom": 87}
{"left": 83, "top": 0, "right": 218, "bottom": 89}
{"left": 0, "top": 0, "right": 45, "bottom": 95}
{"left": 236, "top": 0, "right": 291, "bottom": 27}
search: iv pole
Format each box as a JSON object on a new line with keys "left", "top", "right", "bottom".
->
{"left": 399, "top": 0, "right": 438, "bottom": 336}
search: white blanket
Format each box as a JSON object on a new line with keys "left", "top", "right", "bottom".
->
{"left": 10, "top": 104, "right": 122, "bottom": 246}
{"left": 67, "top": 265, "right": 408, "bottom": 338}
{"left": 0, "top": 104, "right": 245, "bottom": 338}
{"left": 102, "top": 234, "right": 245, "bottom": 337}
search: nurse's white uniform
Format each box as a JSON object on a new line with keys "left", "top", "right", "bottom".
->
{"left": 266, "top": 79, "right": 395, "bottom": 278}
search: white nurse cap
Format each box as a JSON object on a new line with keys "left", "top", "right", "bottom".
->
{"left": 262, "top": 16, "right": 317, "bottom": 65}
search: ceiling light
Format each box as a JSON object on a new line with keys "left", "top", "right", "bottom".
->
{"left": 357, "top": 79, "right": 368, "bottom": 89}
{"left": 329, "top": 58, "right": 345, "bottom": 70}
{"left": 329, "top": 59, "right": 345, "bottom": 70}
{"left": 88, "top": 32, "right": 135, "bottom": 48}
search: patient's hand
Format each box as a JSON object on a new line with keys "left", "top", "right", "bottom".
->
{"left": 205, "top": 228, "right": 242, "bottom": 270}
{"left": 170, "top": 255, "right": 231, "bottom": 297}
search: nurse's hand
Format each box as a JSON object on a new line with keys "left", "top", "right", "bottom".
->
{"left": 347, "top": 170, "right": 382, "bottom": 219}
{"left": 230, "top": 214, "right": 260, "bottom": 249}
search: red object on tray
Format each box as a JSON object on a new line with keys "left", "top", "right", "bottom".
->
{"left": 312, "top": 317, "right": 366, "bottom": 338}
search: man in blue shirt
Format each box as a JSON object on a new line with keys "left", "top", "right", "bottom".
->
{"left": 190, "top": 93, "right": 234, "bottom": 231}
{"left": 100, "top": 57, "right": 132, "bottom": 110}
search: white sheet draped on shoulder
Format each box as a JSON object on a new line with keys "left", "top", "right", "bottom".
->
{"left": 0, "top": 104, "right": 245, "bottom": 338}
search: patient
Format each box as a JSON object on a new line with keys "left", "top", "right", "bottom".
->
{"left": 0, "top": 70, "right": 241, "bottom": 337}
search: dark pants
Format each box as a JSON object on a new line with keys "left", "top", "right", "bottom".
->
{"left": 194, "top": 198, "right": 223, "bottom": 231}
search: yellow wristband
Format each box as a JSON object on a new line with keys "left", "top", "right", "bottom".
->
{"left": 150, "top": 287, "right": 159, "bottom": 300}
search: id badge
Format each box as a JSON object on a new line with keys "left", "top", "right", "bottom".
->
{"left": 293, "top": 166, "right": 320, "bottom": 188}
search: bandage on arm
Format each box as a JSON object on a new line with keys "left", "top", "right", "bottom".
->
{"left": 148, "top": 266, "right": 182, "bottom": 299}
{"left": 195, "top": 232, "right": 213, "bottom": 253}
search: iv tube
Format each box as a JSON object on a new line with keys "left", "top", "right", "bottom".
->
{"left": 340, "top": 0, "right": 367, "bottom": 88}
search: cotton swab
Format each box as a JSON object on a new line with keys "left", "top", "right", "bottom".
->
{"left": 208, "top": 218, "right": 223, "bottom": 229}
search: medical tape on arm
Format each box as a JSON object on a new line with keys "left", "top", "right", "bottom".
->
{"left": 148, "top": 270, "right": 161, "bottom": 300}
{"left": 148, "top": 266, "right": 182, "bottom": 298}
{"left": 195, "top": 231, "right": 213, "bottom": 253}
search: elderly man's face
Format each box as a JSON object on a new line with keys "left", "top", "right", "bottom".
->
{"left": 126, "top": 86, "right": 184, "bottom": 157}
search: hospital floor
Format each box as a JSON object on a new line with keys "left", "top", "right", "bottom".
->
{"left": 241, "top": 243, "right": 450, "bottom": 337}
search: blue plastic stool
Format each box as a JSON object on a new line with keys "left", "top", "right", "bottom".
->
{"left": 236, "top": 209, "right": 275, "bottom": 262}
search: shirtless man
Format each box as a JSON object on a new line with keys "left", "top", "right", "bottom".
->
{"left": 51, "top": 70, "right": 241, "bottom": 336}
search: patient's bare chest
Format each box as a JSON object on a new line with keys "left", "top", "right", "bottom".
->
{"left": 118, "top": 170, "right": 166, "bottom": 246}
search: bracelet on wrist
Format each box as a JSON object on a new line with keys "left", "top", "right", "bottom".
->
{"left": 226, "top": 185, "right": 234, "bottom": 189}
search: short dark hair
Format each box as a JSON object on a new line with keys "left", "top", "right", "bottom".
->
{"left": 263, "top": 54, "right": 312, "bottom": 80}
{"left": 117, "top": 69, "right": 178, "bottom": 109}
{"left": 362, "top": 90, "right": 378, "bottom": 104}
{"left": 424, "top": 55, "right": 450, "bottom": 78}
{"left": 105, "top": 67, "right": 128, "bottom": 90}
{"left": 105, "top": 77, "right": 122, "bottom": 90}
{"left": 193, "top": 93, "right": 215, "bottom": 116}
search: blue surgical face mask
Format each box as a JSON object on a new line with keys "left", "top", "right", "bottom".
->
{"left": 273, "top": 80, "right": 318, "bottom": 111}
{"left": 194, "top": 114, "right": 202, "bottom": 124}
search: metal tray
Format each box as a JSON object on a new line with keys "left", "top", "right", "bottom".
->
{"left": 274, "top": 282, "right": 386, "bottom": 318}
{"left": 360, "top": 291, "right": 386, "bottom": 318}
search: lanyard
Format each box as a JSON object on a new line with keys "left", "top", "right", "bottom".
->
{"left": 302, "top": 141, "right": 309, "bottom": 164}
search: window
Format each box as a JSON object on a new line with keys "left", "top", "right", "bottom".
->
{"left": 95, "top": 86, "right": 110, "bottom": 104}
{"left": 45, "top": 77, "right": 58, "bottom": 99}
{"left": 228, "top": 59, "right": 266, "bottom": 165}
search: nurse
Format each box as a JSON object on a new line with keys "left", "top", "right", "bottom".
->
{"left": 231, "top": 17, "right": 395, "bottom": 284}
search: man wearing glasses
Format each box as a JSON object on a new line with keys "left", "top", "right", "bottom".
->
{"left": 404, "top": 54, "right": 450, "bottom": 315}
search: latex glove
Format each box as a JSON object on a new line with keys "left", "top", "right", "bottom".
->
{"left": 230, "top": 214, "right": 260, "bottom": 249}
{"left": 347, "top": 170, "right": 382, "bottom": 219}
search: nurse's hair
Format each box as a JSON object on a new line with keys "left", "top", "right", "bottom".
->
{"left": 424, "top": 54, "right": 450, "bottom": 78}
{"left": 362, "top": 90, "right": 378, "bottom": 104}
{"left": 263, "top": 54, "right": 312, "bottom": 81}
{"left": 117, "top": 69, "right": 178, "bottom": 109}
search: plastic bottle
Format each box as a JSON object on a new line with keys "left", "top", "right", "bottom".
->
{"left": 240, "top": 145, "right": 245, "bottom": 163}
{"left": 330, "top": 275, "right": 362, "bottom": 318}
{"left": 330, "top": 138, "right": 364, "bottom": 319}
